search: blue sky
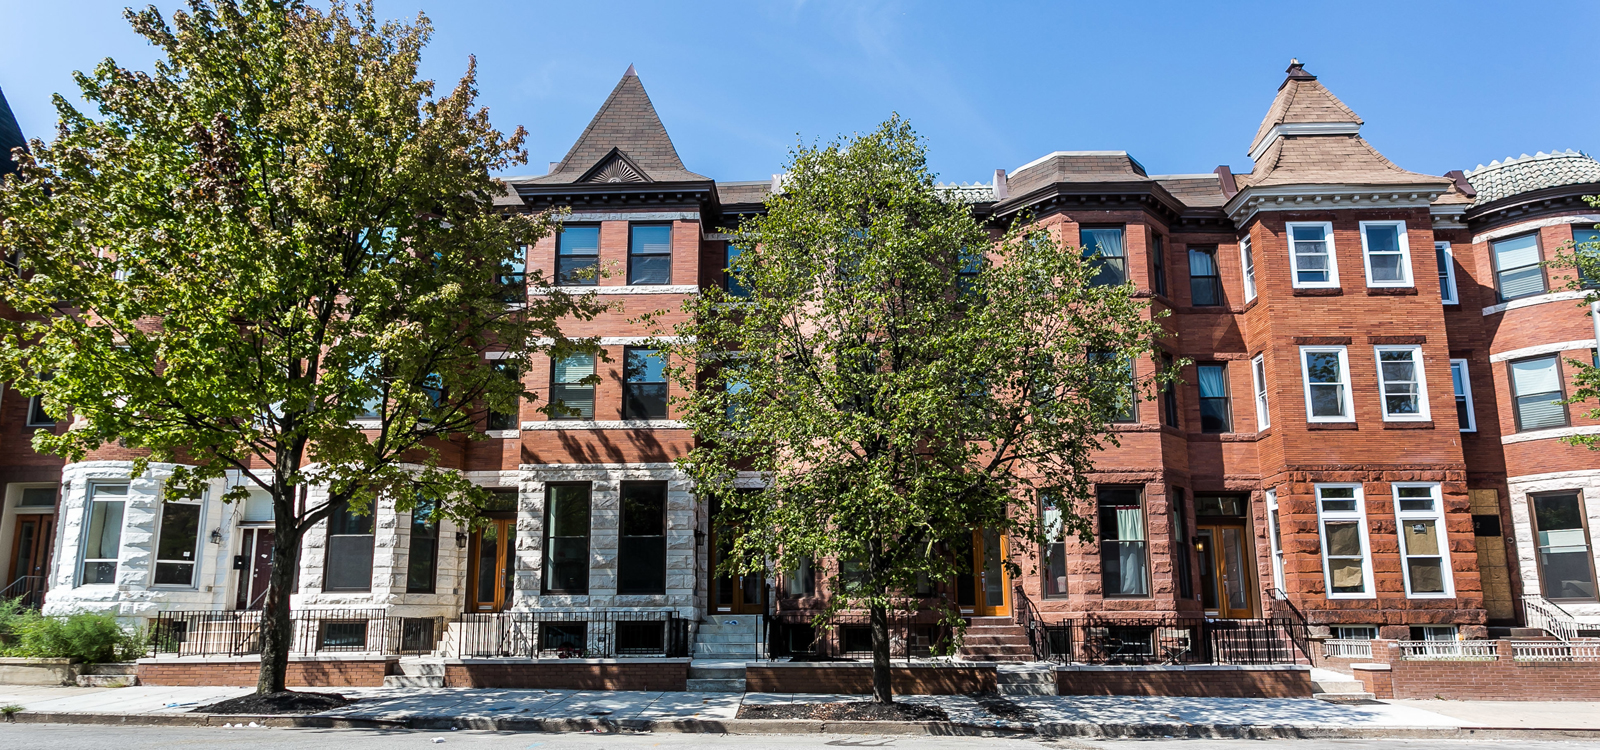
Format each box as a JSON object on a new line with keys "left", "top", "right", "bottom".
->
{"left": 2, "top": 1, "right": 1597, "bottom": 183}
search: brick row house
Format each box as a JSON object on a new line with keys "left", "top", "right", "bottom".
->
{"left": 3, "top": 61, "right": 1599, "bottom": 675}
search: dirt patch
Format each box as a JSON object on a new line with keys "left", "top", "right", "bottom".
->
{"left": 192, "top": 690, "right": 352, "bottom": 715}
{"left": 737, "top": 701, "right": 948, "bottom": 722}
{"left": 975, "top": 694, "right": 1039, "bottom": 722}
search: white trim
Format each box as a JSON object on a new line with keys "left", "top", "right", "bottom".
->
{"left": 1226, "top": 185, "right": 1444, "bottom": 224}
{"left": 1435, "top": 242, "right": 1459, "bottom": 304}
{"left": 484, "top": 429, "right": 520, "bottom": 439}
{"left": 1285, "top": 221, "right": 1339, "bottom": 289}
{"left": 1502, "top": 424, "right": 1600, "bottom": 445}
{"left": 1373, "top": 345, "right": 1430, "bottom": 422}
{"left": 1359, "top": 220, "right": 1413, "bottom": 288}
{"left": 1392, "top": 482, "right": 1455, "bottom": 599}
{"left": 1482, "top": 290, "right": 1592, "bottom": 316}
{"left": 1314, "top": 483, "right": 1376, "bottom": 600}
{"left": 1265, "top": 488, "right": 1285, "bottom": 592}
{"left": 1248, "top": 122, "right": 1363, "bottom": 161}
{"left": 149, "top": 492, "right": 206, "bottom": 590}
{"left": 1240, "top": 236, "right": 1257, "bottom": 302}
{"left": 1251, "top": 353, "right": 1270, "bottom": 430}
{"left": 519, "top": 420, "right": 686, "bottom": 431}
{"left": 484, "top": 351, "right": 517, "bottom": 360}
{"left": 1299, "top": 345, "right": 1354, "bottom": 423}
{"left": 1450, "top": 359, "right": 1476, "bottom": 432}
{"left": 1473, "top": 214, "right": 1600, "bottom": 245}
{"left": 533, "top": 285, "right": 700, "bottom": 297}
{"left": 1489, "top": 339, "right": 1599, "bottom": 363}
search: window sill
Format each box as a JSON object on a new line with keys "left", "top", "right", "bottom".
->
{"left": 1307, "top": 422, "right": 1358, "bottom": 431}
{"left": 1366, "top": 286, "right": 1418, "bottom": 296}
{"left": 1292, "top": 287, "right": 1343, "bottom": 297}
{"left": 1382, "top": 421, "right": 1434, "bottom": 430}
{"left": 485, "top": 429, "right": 520, "bottom": 439}
{"left": 1110, "top": 423, "right": 1160, "bottom": 432}
{"left": 1242, "top": 296, "right": 1260, "bottom": 314}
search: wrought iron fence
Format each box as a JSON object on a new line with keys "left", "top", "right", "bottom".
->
{"left": 1395, "top": 640, "right": 1498, "bottom": 661}
{"left": 1512, "top": 639, "right": 1600, "bottom": 662}
{"left": 767, "top": 611, "right": 956, "bottom": 660}
{"left": 148, "top": 609, "right": 445, "bottom": 657}
{"left": 1035, "top": 617, "right": 1311, "bottom": 665}
{"left": 453, "top": 610, "right": 690, "bottom": 659}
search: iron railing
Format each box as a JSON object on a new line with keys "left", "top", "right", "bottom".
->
{"left": 0, "top": 576, "right": 46, "bottom": 609}
{"left": 767, "top": 610, "right": 956, "bottom": 660}
{"left": 1321, "top": 638, "right": 1373, "bottom": 659}
{"left": 1395, "top": 639, "right": 1498, "bottom": 661}
{"left": 1036, "top": 617, "right": 1311, "bottom": 665}
{"left": 149, "top": 609, "right": 445, "bottom": 657}
{"left": 1264, "top": 588, "right": 1315, "bottom": 663}
{"left": 1012, "top": 586, "right": 1050, "bottom": 661}
{"left": 1512, "top": 639, "right": 1600, "bottom": 662}
{"left": 452, "top": 610, "right": 690, "bottom": 659}
{"left": 1523, "top": 594, "right": 1580, "bottom": 642}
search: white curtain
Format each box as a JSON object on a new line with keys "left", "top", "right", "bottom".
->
{"left": 1117, "top": 508, "right": 1146, "bottom": 595}
{"left": 1085, "top": 228, "right": 1124, "bottom": 258}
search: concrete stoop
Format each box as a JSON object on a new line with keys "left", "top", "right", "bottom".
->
{"left": 995, "top": 663, "right": 1055, "bottom": 695}
{"left": 75, "top": 663, "right": 138, "bottom": 688}
{"left": 959, "top": 616, "right": 1035, "bottom": 662}
{"left": 692, "top": 617, "right": 762, "bottom": 661}
{"left": 384, "top": 657, "right": 446, "bottom": 688}
{"left": 1311, "top": 668, "right": 1374, "bottom": 703}
{"left": 686, "top": 660, "right": 747, "bottom": 693}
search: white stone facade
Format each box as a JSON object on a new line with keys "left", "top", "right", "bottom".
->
{"left": 1505, "top": 468, "right": 1600, "bottom": 624}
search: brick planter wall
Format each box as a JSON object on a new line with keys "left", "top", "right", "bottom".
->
{"left": 136, "top": 656, "right": 394, "bottom": 687}
{"left": 443, "top": 658, "right": 688, "bottom": 691}
{"left": 744, "top": 663, "right": 997, "bottom": 695}
{"left": 1055, "top": 664, "right": 1312, "bottom": 698}
{"left": 1361, "top": 639, "right": 1600, "bottom": 701}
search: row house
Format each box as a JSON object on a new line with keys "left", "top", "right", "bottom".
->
{"left": 2, "top": 61, "right": 1597, "bottom": 667}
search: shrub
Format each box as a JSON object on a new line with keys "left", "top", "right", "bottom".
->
{"left": 3, "top": 609, "right": 146, "bottom": 664}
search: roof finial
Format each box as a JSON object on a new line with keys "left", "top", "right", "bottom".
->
{"left": 623, "top": 63, "right": 637, "bottom": 78}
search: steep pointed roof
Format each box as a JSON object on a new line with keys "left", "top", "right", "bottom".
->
{"left": 1247, "top": 60, "right": 1363, "bottom": 158}
{"left": 0, "top": 86, "right": 27, "bottom": 178}
{"left": 527, "top": 66, "right": 707, "bottom": 185}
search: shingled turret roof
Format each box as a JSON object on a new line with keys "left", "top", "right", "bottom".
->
{"left": 526, "top": 66, "right": 708, "bottom": 185}
{"left": 0, "top": 86, "right": 27, "bottom": 178}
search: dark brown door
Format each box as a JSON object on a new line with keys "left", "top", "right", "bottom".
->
{"left": 710, "top": 526, "right": 765, "bottom": 614}
{"left": 8, "top": 514, "right": 53, "bottom": 604}
{"left": 1196, "top": 523, "right": 1258, "bottom": 619}
{"left": 468, "top": 518, "right": 515, "bottom": 612}
{"left": 235, "top": 528, "right": 274, "bottom": 610}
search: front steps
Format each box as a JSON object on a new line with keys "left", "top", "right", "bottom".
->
{"left": 1311, "top": 668, "right": 1374, "bottom": 703}
{"left": 384, "top": 657, "right": 446, "bottom": 688}
{"left": 686, "top": 660, "right": 747, "bottom": 692}
{"left": 76, "top": 662, "right": 138, "bottom": 687}
{"left": 959, "top": 616, "right": 1035, "bottom": 661}
{"left": 996, "top": 662, "right": 1054, "bottom": 694}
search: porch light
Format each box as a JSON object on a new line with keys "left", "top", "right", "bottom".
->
{"left": 456, "top": 531, "right": 469, "bottom": 548}
{"left": 208, "top": 528, "right": 223, "bottom": 544}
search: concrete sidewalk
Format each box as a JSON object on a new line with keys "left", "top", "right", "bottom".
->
{"left": 0, "top": 684, "right": 1593, "bottom": 739}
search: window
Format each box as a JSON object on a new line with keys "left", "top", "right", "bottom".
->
{"left": 1411, "top": 625, "right": 1458, "bottom": 642}
{"left": 1150, "top": 234, "right": 1167, "bottom": 296}
{"left": 487, "top": 362, "right": 521, "bottom": 431}
{"left": 1574, "top": 226, "right": 1600, "bottom": 289}
{"left": 1081, "top": 227, "right": 1126, "bottom": 287}
{"left": 1491, "top": 233, "right": 1544, "bottom": 301}
{"left": 1450, "top": 359, "right": 1475, "bottom": 432}
{"left": 1299, "top": 346, "right": 1352, "bottom": 422}
{"left": 324, "top": 497, "right": 374, "bottom": 592}
{"left": 1360, "top": 220, "right": 1412, "bottom": 287}
{"left": 1188, "top": 247, "right": 1222, "bottom": 306}
{"left": 1161, "top": 353, "right": 1180, "bottom": 428}
{"left": 350, "top": 357, "right": 383, "bottom": 419}
{"left": 1171, "top": 488, "right": 1193, "bottom": 600}
{"left": 497, "top": 244, "right": 527, "bottom": 303}
{"left": 550, "top": 354, "right": 596, "bottom": 420}
{"left": 1251, "top": 354, "right": 1271, "bottom": 430}
{"left": 1394, "top": 484, "right": 1452, "bottom": 597}
{"left": 544, "top": 483, "right": 591, "bottom": 594}
{"left": 1098, "top": 486, "right": 1148, "bottom": 597}
{"left": 153, "top": 497, "right": 202, "bottom": 586}
{"left": 786, "top": 557, "right": 816, "bottom": 596}
{"left": 406, "top": 496, "right": 438, "bottom": 594}
{"left": 1510, "top": 355, "right": 1567, "bottom": 431}
{"left": 1240, "top": 236, "right": 1257, "bottom": 302}
{"left": 1315, "top": 484, "right": 1373, "bottom": 598}
{"left": 1286, "top": 221, "right": 1338, "bottom": 288}
{"left": 956, "top": 248, "right": 983, "bottom": 296}
{"left": 1042, "top": 492, "right": 1067, "bottom": 597}
{"left": 80, "top": 484, "right": 127, "bottom": 585}
{"left": 623, "top": 348, "right": 668, "bottom": 420}
{"left": 618, "top": 482, "right": 667, "bottom": 595}
{"left": 1333, "top": 626, "right": 1378, "bottom": 641}
{"left": 725, "top": 244, "right": 751, "bottom": 297}
{"left": 26, "top": 395, "right": 54, "bottom": 427}
{"left": 1435, "top": 242, "right": 1459, "bottom": 304}
{"left": 1265, "top": 489, "right": 1285, "bottom": 592}
{"left": 1530, "top": 492, "right": 1597, "bottom": 601}
{"left": 19, "top": 486, "right": 56, "bottom": 507}
{"left": 1197, "top": 363, "right": 1232, "bottom": 433}
{"left": 1375, "top": 346, "right": 1429, "bottom": 421}
{"left": 725, "top": 376, "right": 751, "bottom": 423}
{"left": 628, "top": 224, "right": 672, "bottom": 285}
{"left": 1091, "top": 351, "right": 1137, "bottom": 423}
{"left": 556, "top": 225, "right": 600, "bottom": 286}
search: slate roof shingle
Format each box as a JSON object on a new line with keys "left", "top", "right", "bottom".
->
{"left": 524, "top": 66, "right": 708, "bottom": 185}
{"left": 1463, "top": 150, "right": 1600, "bottom": 207}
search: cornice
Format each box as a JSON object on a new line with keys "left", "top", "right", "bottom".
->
{"left": 1225, "top": 183, "right": 1447, "bottom": 224}
{"left": 1463, "top": 181, "right": 1600, "bottom": 231}
{"left": 513, "top": 179, "right": 718, "bottom": 213}
{"left": 991, "top": 180, "right": 1229, "bottom": 230}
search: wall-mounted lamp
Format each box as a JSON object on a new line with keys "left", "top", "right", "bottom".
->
{"left": 208, "top": 528, "right": 223, "bottom": 544}
{"left": 456, "top": 532, "right": 469, "bottom": 549}
{"left": 693, "top": 529, "right": 705, "bottom": 548}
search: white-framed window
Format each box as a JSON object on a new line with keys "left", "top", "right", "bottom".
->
{"left": 1450, "top": 359, "right": 1475, "bottom": 432}
{"left": 1435, "top": 241, "right": 1458, "bottom": 304}
{"left": 1265, "top": 488, "right": 1285, "bottom": 592}
{"left": 80, "top": 483, "right": 128, "bottom": 585}
{"left": 1333, "top": 625, "right": 1378, "bottom": 641}
{"left": 1374, "top": 345, "right": 1430, "bottom": 421}
{"left": 152, "top": 494, "right": 204, "bottom": 587}
{"left": 1393, "top": 483, "right": 1453, "bottom": 598}
{"left": 1315, "top": 483, "right": 1374, "bottom": 599}
{"left": 1359, "top": 220, "right": 1412, "bottom": 287}
{"left": 1251, "top": 353, "right": 1270, "bottom": 430}
{"left": 1240, "top": 236, "right": 1257, "bottom": 302}
{"left": 1286, "top": 221, "right": 1338, "bottom": 288}
{"left": 1299, "top": 346, "right": 1353, "bottom": 422}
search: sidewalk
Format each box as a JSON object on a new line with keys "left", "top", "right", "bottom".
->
{"left": 0, "top": 684, "right": 1594, "bottom": 739}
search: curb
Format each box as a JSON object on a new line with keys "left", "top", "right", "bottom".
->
{"left": 8, "top": 712, "right": 1600, "bottom": 739}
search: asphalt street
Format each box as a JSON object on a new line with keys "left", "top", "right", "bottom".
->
{"left": 2, "top": 724, "right": 1599, "bottom": 750}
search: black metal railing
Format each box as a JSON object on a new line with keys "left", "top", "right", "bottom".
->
{"left": 1265, "top": 588, "right": 1315, "bottom": 663}
{"left": 0, "top": 576, "right": 46, "bottom": 609}
{"left": 148, "top": 609, "right": 445, "bottom": 657}
{"left": 453, "top": 610, "right": 690, "bottom": 659}
{"left": 1036, "top": 617, "right": 1311, "bottom": 665}
{"left": 1012, "top": 585, "right": 1052, "bottom": 661}
{"left": 767, "top": 610, "right": 956, "bottom": 661}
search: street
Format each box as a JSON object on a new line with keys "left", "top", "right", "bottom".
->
{"left": 2, "top": 724, "right": 1599, "bottom": 750}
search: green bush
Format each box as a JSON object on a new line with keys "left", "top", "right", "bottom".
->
{"left": 0, "top": 608, "right": 146, "bottom": 664}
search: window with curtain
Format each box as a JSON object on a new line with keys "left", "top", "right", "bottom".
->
{"left": 1361, "top": 221, "right": 1411, "bottom": 286}
{"left": 1300, "top": 347, "right": 1351, "bottom": 421}
{"left": 1098, "top": 486, "right": 1148, "bottom": 597}
{"left": 786, "top": 557, "right": 816, "bottom": 596}
{"left": 1197, "top": 363, "right": 1231, "bottom": 433}
{"left": 1394, "top": 484, "right": 1450, "bottom": 597}
{"left": 1251, "top": 354, "right": 1271, "bottom": 430}
{"left": 725, "top": 244, "right": 751, "bottom": 297}
{"left": 618, "top": 482, "right": 667, "bottom": 595}
{"left": 1150, "top": 234, "right": 1166, "bottom": 296}
{"left": 1081, "top": 227, "right": 1126, "bottom": 287}
{"left": 1316, "top": 485, "right": 1371, "bottom": 597}
{"left": 1043, "top": 492, "right": 1067, "bottom": 597}
{"left": 1574, "top": 226, "right": 1600, "bottom": 288}
{"left": 1510, "top": 355, "right": 1567, "bottom": 431}
{"left": 1376, "top": 346, "right": 1428, "bottom": 420}
{"left": 407, "top": 496, "right": 439, "bottom": 594}
{"left": 557, "top": 225, "right": 600, "bottom": 286}
{"left": 1161, "top": 353, "right": 1179, "bottom": 428}
{"left": 1240, "top": 236, "right": 1256, "bottom": 301}
{"left": 1188, "top": 247, "right": 1222, "bottom": 306}
{"left": 487, "top": 361, "right": 522, "bottom": 431}
{"left": 1450, "top": 359, "right": 1475, "bottom": 432}
{"left": 1531, "top": 492, "right": 1597, "bottom": 601}
{"left": 628, "top": 225, "right": 672, "bottom": 284}
{"left": 80, "top": 483, "right": 127, "bottom": 585}
{"left": 550, "top": 354, "right": 596, "bottom": 420}
{"left": 623, "top": 348, "right": 668, "bottom": 420}
{"left": 1287, "top": 222, "right": 1337, "bottom": 287}
{"left": 1171, "top": 488, "right": 1193, "bottom": 599}
{"left": 1435, "top": 242, "right": 1458, "bottom": 303}
{"left": 324, "top": 497, "right": 374, "bottom": 592}
{"left": 153, "top": 498, "right": 202, "bottom": 586}
{"left": 1491, "top": 233, "right": 1544, "bottom": 300}
{"left": 544, "top": 483, "right": 591, "bottom": 594}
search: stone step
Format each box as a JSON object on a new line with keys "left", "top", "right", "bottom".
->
{"left": 693, "top": 644, "right": 764, "bottom": 657}
{"left": 996, "top": 671, "right": 1055, "bottom": 685}
{"left": 964, "top": 634, "right": 1030, "bottom": 645}
{"left": 693, "top": 633, "right": 761, "bottom": 644}
{"left": 1312, "top": 678, "right": 1365, "bottom": 694}
{"left": 688, "top": 665, "right": 746, "bottom": 679}
{"left": 685, "top": 678, "right": 746, "bottom": 692}
{"left": 81, "top": 663, "right": 138, "bottom": 676}
{"left": 385, "top": 675, "right": 446, "bottom": 688}
{"left": 76, "top": 674, "right": 136, "bottom": 687}
{"left": 998, "top": 684, "right": 1056, "bottom": 696}
{"left": 1314, "top": 692, "right": 1376, "bottom": 704}
{"left": 398, "top": 659, "right": 446, "bottom": 677}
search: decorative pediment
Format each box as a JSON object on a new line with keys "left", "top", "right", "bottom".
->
{"left": 579, "top": 148, "right": 651, "bottom": 184}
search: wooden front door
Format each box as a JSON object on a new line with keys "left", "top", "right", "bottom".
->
{"left": 710, "top": 526, "right": 765, "bottom": 614}
{"left": 1196, "top": 523, "right": 1259, "bottom": 619}
{"left": 234, "top": 527, "right": 274, "bottom": 610}
{"left": 7, "top": 514, "right": 53, "bottom": 604}
{"left": 973, "top": 528, "right": 1010, "bottom": 616}
{"left": 468, "top": 518, "right": 515, "bottom": 612}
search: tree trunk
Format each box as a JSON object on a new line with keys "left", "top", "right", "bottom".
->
{"left": 869, "top": 603, "right": 892, "bottom": 704}
{"left": 256, "top": 523, "right": 301, "bottom": 694}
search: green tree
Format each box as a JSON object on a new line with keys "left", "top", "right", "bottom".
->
{"left": 643, "top": 117, "right": 1172, "bottom": 704}
{"left": 1553, "top": 202, "right": 1600, "bottom": 448}
{"left": 0, "top": 0, "right": 602, "bottom": 694}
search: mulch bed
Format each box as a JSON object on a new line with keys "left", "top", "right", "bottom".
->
{"left": 192, "top": 691, "right": 353, "bottom": 715}
{"left": 737, "top": 701, "right": 949, "bottom": 722}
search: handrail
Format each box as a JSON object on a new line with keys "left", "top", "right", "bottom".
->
{"left": 1265, "top": 588, "right": 1314, "bottom": 664}
{"left": 1012, "top": 584, "right": 1050, "bottom": 661}
{"left": 0, "top": 576, "right": 45, "bottom": 608}
{"left": 1523, "top": 594, "right": 1578, "bottom": 642}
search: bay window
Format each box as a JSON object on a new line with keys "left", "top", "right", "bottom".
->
{"left": 1315, "top": 484, "right": 1373, "bottom": 598}
{"left": 1359, "top": 220, "right": 1412, "bottom": 287}
{"left": 1450, "top": 359, "right": 1475, "bottom": 432}
{"left": 1394, "top": 484, "right": 1452, "bottom": 597}
{"left": 1241, "top": 236, "right": 1257, "bottom": 302}
{"left": 1043, "top": 492, "right": 1067, "bottom": 597}
{"left": 80, "top": 483, "right": 127, "bottom": 585}
{"left": 1189, "top": 246, "right": 1222, "bottom": 306}
{"left": 1510, "top": 355, "right": 1567, "bottom": 431}
{"left": 1265, "top": 489, "right": 1285, "bottom": 591}
{"left": 1150, "top": 234, "right": 1167, "bottom": 296}
{"left": 1530, "top": 492, "right": 1597, "bottom": 601}
{"left": 1081, "top": 227, "right": 1126, "bottom": 287}
{"left": 1435, "top": 241, "right": 1458, "bottom": 303}
{"left": 1198, "top": 363, "right": 1231, "bottom": 433}
{"left": 1251, "top": 354, "right": 1270, "bottom": 430}
{"left": 1286, "top": 221, "right": 1338, "bottom": 288}
{"left": 1491, "top": 232, "right": 1544, "bottom": 300}
{"left": 153, "top": 496, "right": 203, "bottom": 586}
{"left": 1574, "top": 226, "right": 1600, "bottom": 288}
{"left": 1098, "top": 486, "right": 1148, "bottom": 597}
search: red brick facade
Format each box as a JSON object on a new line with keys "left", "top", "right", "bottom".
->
{"left": 136, "top": 657, "right": 394, "bottom": 687}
